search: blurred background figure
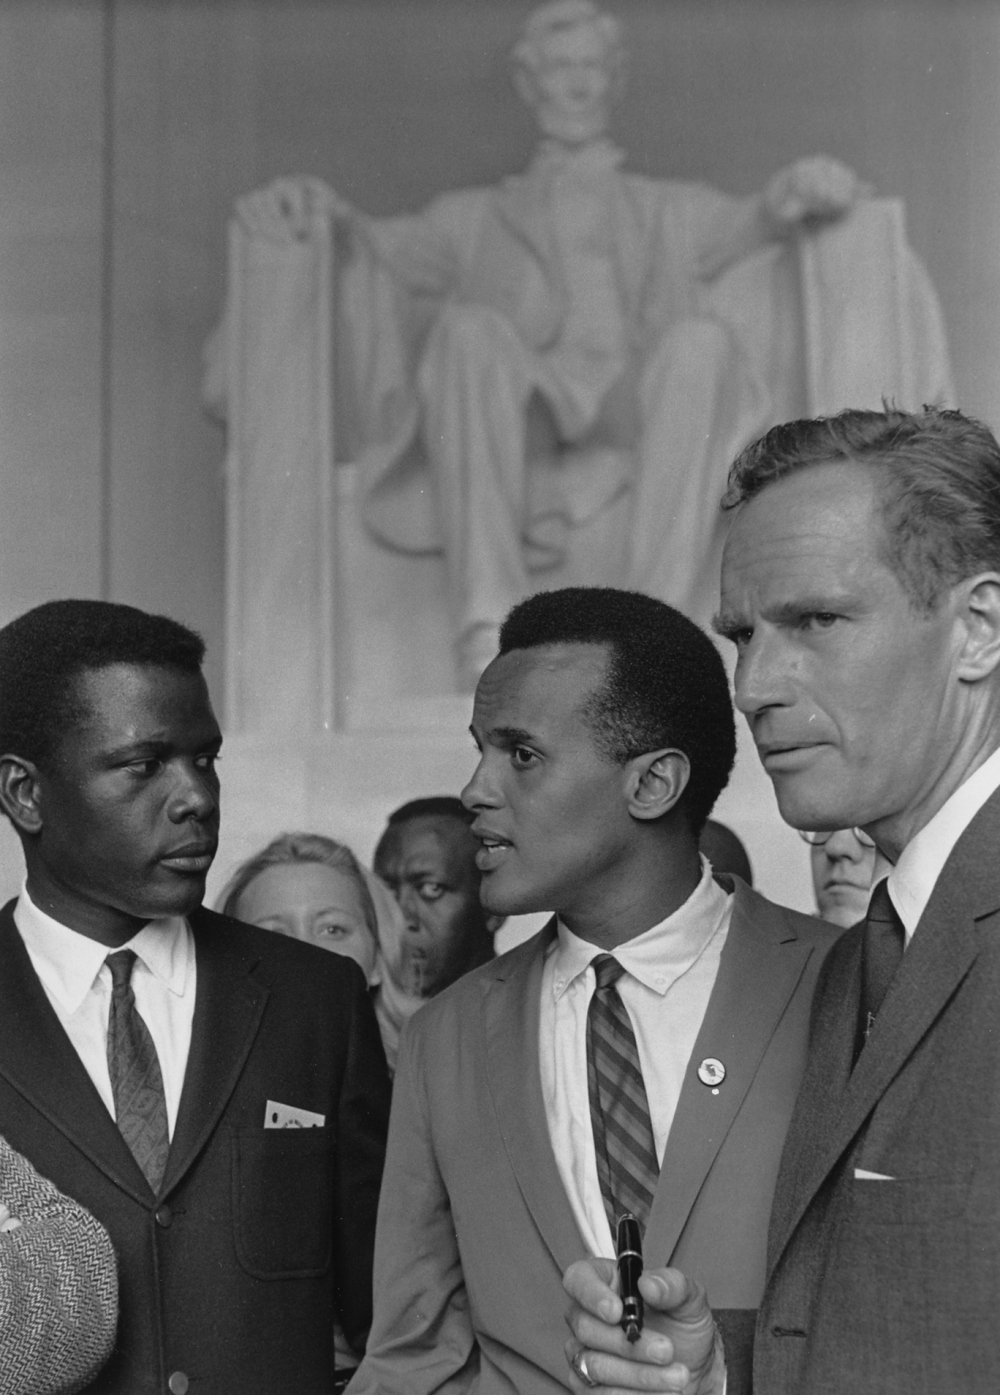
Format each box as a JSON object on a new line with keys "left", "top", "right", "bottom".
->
{"left": 801, "top": 828, "right": 876, "bottom": 929}
{"left": 374, "top": 797, "right": 502, "bottom": 1004}
{"left": 698, "top": 818, "right": 754, "bottom": 885}
{"left": 219, "top": 832, "right": 380, "bottom": 983}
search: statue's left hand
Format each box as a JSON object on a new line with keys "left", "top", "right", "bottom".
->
{"left": 236, "top": 176, "right": 350, "bottom": 244}
{"left": 763, "top": 155, "right": 870, "bottom": 229}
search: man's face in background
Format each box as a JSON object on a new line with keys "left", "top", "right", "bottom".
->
{"left": 375, "top": 814, "right": 495, "bottom": 997}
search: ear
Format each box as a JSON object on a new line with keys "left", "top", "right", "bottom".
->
{"left": 0, "top": 754, "right": 43, "bottom": 837}
{"left": 954, "top": 574, "right": 1000, "bottom": 683}
{"left": 623, "top": 748, "right": 691, "bottom": 823}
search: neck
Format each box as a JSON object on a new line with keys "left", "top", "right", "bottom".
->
{"left": 24, "top": 858, "right": 154, "bottom": 949}
{"left": 559, "top": 837, "right": 703, "bottom": 950}
{"left": 866, "top": 717, "right": 1000, "bottom": 864}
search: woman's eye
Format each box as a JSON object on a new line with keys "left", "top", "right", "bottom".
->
{"left": 315, "top": 923, "right": 349, "bottom": 939}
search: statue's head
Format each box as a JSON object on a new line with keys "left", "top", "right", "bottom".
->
{"left": 512, "top": 0, "right": 626, "bottom": 146}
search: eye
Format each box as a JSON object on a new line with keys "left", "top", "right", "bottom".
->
{"left": 125, "top": 758, "right": 161, "bottom": 777}
{"left": 196, "top": 751, "right": 220, "bottom": 772}
{"left": 802, "top": 612, "right": 840, "bottom": 631}
{"left": 417, "top": 881, "right": 445, "bottom": 902}
{"left": 511, "top": 745, "right": 538, "bottom": 770}
{"left": 315, "top": 921, "right": 351, "bottom": 940}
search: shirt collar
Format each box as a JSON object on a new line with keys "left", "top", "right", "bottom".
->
{"left": 549, "top": 858, "right": 731, "bottom": 1001}
{"left": 884, "top": 743, "right": 1000, "bottom": 941}
{"left": 15, "top": 883, "right": 192, "bottom": 1016}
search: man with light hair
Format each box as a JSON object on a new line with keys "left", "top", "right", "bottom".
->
{"left": 238, "top": 1, "right": 862, "bottom": 688}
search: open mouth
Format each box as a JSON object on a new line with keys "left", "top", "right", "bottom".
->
{"left": 473, "top": 832, "right": 512, "bottom": 873}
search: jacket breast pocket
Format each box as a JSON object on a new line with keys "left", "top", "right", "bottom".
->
{"left": 231, "top": 1126, "right": 334, "bottom": 1278}
{"left": 848, "top": 1172, "right": 971, "bottom": 1224}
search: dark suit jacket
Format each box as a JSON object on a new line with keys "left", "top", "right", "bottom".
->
{"left": 350, "top": 879, "right": 839, "bottom": 1394}
{"left": 755, "top": 787, "right": 1000, "bottom": 1393}
{"left": 0, "top": 902, "right": 391, "bottom": 1395}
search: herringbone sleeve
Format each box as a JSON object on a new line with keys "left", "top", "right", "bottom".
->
{"left": 0, "top": 1133, "right": 117, "bottom": 1394}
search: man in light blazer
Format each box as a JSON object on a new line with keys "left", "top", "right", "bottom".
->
{"left": 564, "top": 407, "right": 1000, "bottom": 1393}
{"left": 0, "top": 600, "right": 390, "bottom": 1394}
{"left": 349, "top": 588, "right": 839, "bottom": 1394}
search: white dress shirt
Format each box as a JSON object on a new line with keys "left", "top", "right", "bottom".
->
{"left": 877, "top": 743, "right": 1000, "bottom": 945}
{"left": 539, "top": 859, "right": 733, "bottom": 1258}
{"left": 14, "top": 885, "right": 197, "bottom": 1138}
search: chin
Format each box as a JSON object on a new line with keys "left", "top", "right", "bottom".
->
{"left": 479, "top": 874, "right": 545, "bottom": 920}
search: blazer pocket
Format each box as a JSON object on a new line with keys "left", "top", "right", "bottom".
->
{"left": 231, "top": 1126, "right": 334, "bottom": 1278}
{"left": 848, "top": 1172, "right": 971, "bottom": 1224}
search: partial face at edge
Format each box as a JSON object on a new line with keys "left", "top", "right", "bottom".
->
{"left": 234, "top": 861, "right": 378, "bottom": 981}
{"left": 375, "top": 814, "right": 490, "bottom": 997}
{"left": 718, "top": 461, "right": 967, "bottom": 836}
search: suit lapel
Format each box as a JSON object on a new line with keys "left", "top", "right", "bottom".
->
{"left": 644, "top": 883, "right": 818, "bottom": 1265}
{"left": 484, "top": 922, "right": 587, "bottom": 1273}
{"left": 769, "top": 789, "right": 1000, "bottom": 1271}
{"left": 160, "top": 908, "right": 269, "bottom": 1196}
{"left": 0, "top": 902, "right": 152, "bottom": 1203}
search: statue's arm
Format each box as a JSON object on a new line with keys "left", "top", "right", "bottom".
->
{"left": 694, "top": 156, "right": 868, "bottom": 280}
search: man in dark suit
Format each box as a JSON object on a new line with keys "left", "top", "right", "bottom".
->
{"left": 564, "top": 406, "right": 1000, "bottom": 1393}
{"left": 0, "top": 599, "right": 390, "bottom": 1394}
{"left": 349, "top": 588, "right": 839, "bottom": 1393}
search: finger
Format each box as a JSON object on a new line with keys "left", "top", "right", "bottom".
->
{"left": 564, "top": 1340, "right": 692, "bottom": 1393}
{"left": 566, "top": 1307, "right": 677, "bottom": 1366}
{"left": 563, "top": 1257, "right": 622, "bottom": 1323}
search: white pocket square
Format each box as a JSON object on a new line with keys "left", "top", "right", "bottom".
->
{"left": 264, "top": 1099, "right": 326, "bottom": 1129}
{"left": 854, "top": 1167, "right": 895, "bottom": 1181}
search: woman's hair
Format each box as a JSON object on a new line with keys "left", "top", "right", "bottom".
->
{"left": 218, "top": 831, "right": 378, "bottom": 939}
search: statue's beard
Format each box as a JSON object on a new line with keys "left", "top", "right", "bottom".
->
{"left": 535, "top": 102, "right": 609, "bottom": 147}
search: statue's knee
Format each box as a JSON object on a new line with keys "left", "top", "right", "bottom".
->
{"left": 644, "top": 317, "right": 735, "bottom": 393}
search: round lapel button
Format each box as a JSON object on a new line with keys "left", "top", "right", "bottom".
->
{"left": 697, "top": 1057, "right": 726, "bottom": 1087}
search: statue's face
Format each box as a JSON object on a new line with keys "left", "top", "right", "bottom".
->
{"left": 528, "top": 23, "right": 615, "bottom": 145}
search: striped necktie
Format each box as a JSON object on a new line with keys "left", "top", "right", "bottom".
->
{"left": 853, "top": 878, "right": 905, "bottom": 1067}
{"left": 586, "top": 953, "right": 659, "bottom": 1235}
{"left": 105, "top": 949, "right": 170, "bottom": 1192}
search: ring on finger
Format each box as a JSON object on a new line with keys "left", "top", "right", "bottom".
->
{"left": 571, "top": 1348, "right": 599, "bottom": 1389}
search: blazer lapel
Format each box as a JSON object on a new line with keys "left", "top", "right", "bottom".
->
{"left": 160, "top": 908, "right": 268, "bottom": 1196}
{"left": 0, "top": 902, "right": 152, "bottom": 1203}
{"left": 644, "top": 883, "right": 819, "bottom": 1265}
{"left": 769, "top": 789, "right": 1000, "bottom": 1270}
{"left": 484, "top": 921, "right": 587, "bottom": 1273}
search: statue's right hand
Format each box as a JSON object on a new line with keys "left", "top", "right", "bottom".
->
{"left": 236, "top": 176, "right": 352, "bottom": 243}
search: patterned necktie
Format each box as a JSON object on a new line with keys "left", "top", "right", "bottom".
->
{"left": 105, "top": 949, "right": 170, "bottom": 1192}
{"left": 586, "top": 954, "right": 659, "bottom": 1235}
{"left": 854, "top": 878, "right": 905, "bottom": 1066}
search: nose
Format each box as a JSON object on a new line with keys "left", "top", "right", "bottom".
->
{"left": 167, "top": 760, "right": 218, "bottom": 824}
{"left": 461, "top": 751, "right": 501, "bottom": 814}
{"left": 732, "top": 628, "right": 795, "bottom": 719}
{"left": 824, "top": 829, "right": 865, "bottom": 864}
{"left": 396, "top": 883, "right": 422, "bottom": 933}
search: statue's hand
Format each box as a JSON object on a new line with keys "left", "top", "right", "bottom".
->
{"left": 763, "top": 155, "right": 870, "bottom": 229}
{"left": 236, "top": 176, "right": 353, "bottom": 244}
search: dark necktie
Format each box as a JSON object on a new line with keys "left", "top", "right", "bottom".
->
{"left": 854, "top": 878, "right": 905, "bottom": 1066}
{"left": 105, "top": 949, "right": 170, "bottom": 1192}
{"left": 586, "top": 954, "right": 659, "bottom": 1235}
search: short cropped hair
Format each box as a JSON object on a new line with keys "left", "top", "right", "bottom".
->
{"left": 498, "top": 587, "right": 735, "bottom": 832}
{"left": 218, "top": 831, "right": 378, "bottom": 938}
{"left": 385, "top": 796, "right": 473, "bottom": 829}
{"left": 513, "top": 0, "right": 622, "bottom": 76}
{"left": 723, "top": 407, "right": 1000, "bottom": 610}
{"left": 0, "top": 599, "right": 205, "bottom": 767}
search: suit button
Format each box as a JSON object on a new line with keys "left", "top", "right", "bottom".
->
{"left": 155, "top": 1205, "right": 173, "bottom": 1228}
{"left": 168, "top": 1374, "right": 189, "bottom": 1394}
